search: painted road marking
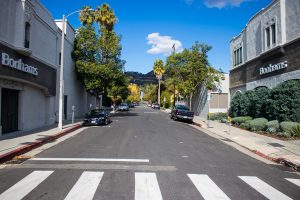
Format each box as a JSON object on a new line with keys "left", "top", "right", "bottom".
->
{"left": 187, "top": 174, "right": 231, "bottom": 200}
{"left": 135, "top": 172, "right": 163, "bottom": 200}
{"left": 0, "top": 170, "right": 53, "bottom": 200}
{"left": 285, "top": 178, "right": 300, "bottom": 187}
{"left": 239, "top": 176, "right": 292, "bottom": 200}
{"left": 30, "top": 158, "right": 150, "bottom": 163}
{"left": 64, "top": 171, "right": 103, "bottom": 200}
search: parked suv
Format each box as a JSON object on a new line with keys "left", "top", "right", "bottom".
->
{"left": 170, "top": 105, "right": 194, "bottom": 123}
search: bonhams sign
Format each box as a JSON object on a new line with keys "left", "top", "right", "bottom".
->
{"left": 260, "top": 61, "right": 288, "bottom": 75}
{"left": 1, "top": 52, "right": 38, "bottom": 76}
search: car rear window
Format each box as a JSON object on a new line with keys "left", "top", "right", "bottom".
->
{"left": 176, "top": 105, "right": 190, "bottom": 111}
{"left": 89, "top": 109, "right": 105, "bottom": 116}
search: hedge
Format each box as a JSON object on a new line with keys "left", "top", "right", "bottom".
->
{"left": 266, "top": 120, "right": 280, "bottom": 133}
{"left": 280, "top": 121, "right": 299, "bottom": 136}
{"left": 208, "top": 112, "right": 228, "bottom": 121}
{"left": 249, "top": 118, "right": 268, "bottom": 131}
{"left": 232, "top": 116, "right": 253, "bottom": 125}
{"left": 229, "top": 80, "right": 300, "bottom": 122}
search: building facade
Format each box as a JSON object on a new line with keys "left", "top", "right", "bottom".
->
{"left": 230, "top": 0, "right": 300, "bottom": 96}
{"left": 0, "top": 0, "right": 92, "bottom": 135}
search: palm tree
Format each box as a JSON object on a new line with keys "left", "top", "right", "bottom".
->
{"left": 79, "top": 6, "right": 94, "bottom": 26}
{"left": 94, "top": 3, "right": 117, "bottom": 31}
{"left": 153, "top": 59, "right": 166, "bottom": 107}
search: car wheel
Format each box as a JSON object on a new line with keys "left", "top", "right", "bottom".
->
{"left": 105, "top": 118, "right": 109, "bottom": 125}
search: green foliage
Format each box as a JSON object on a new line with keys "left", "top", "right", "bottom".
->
{"left": 276, "top": 132, "right": 291, "bottom": 138}
{"left": 229, "top": 80, "right": 300, "bottom": 122}
{"left": 208, "top": 112, "right": 228, "bottom": 121}
{"left": 240, "top": 122, "right": 250, "bottom": 130}
{"left": 73, "top": 3, "right": 126, "bottom": 103}
{"left": 165, "top": 42, "right": 224, "bottom": 109}
{"left": 291, "top": 124, "right": 300, "bottom": 137}
{"left": 280, "top": 121, "right": 299, "bottom": 136}
{"left": 266, "top": 80, "right": 300, "bottom": 122}
{"left": 143, "top": 84, "right": 157, "bottom": 103}
{"left": 232, "top": 116, "right": 253, "bottom": 125}
{"left": 266, "top": 120, "right": 280, "bottom": 133}
{"left": 249, "top": 118, "right": 268, "bottom": 131}
{"left": 220, "top": 118, "right": 228, "bottom": 123}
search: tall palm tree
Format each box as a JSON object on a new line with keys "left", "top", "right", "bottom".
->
{"left": 94, "top": 3, "right": 117, "bottom": 31}
{"left": 153, "top": 59, "right": 166, "bottom": 107}
{"left": 79, "top": 6, "right": 94, "bottom": 26}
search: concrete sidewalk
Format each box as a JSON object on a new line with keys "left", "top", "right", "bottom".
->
{"left": 0, "top": 120, "right": 83, "bottom": 163}
{"left": 193, "top": 116, "right": 300, "bottom": 171}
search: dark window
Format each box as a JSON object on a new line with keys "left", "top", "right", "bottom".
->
{"left": 24, "top": 22, "right": 30, "bottom": 48}
{"left": 59, "top": 53, "right": 61, "bottom": 65}
{"left": 271, "top": 24, "right": 276, "bottom": 45}
{"left": 233, "top": 47, "right": 243, "bottom": 66}
{"left": 266, "top": 27, "right": 270, "bottom": 48}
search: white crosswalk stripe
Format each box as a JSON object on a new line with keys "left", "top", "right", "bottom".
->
{"left": 64, "top": 171, "right": 104, "bottom": 200}
{"left": 0, "top": 170, "right": 298, "bottom": 200}
{"left": 285, "top": 178, "right": 300, "bottom": 187}
{"left": 239, "top": 176, "right": 293, "bottom": 200}
{"left": 187, "top": 174, "right": 231, "bottom": 200}
{"left": 0, "top": 170, "right": 53, "bottom": 200}
{"left": 135, "top": 172, "right": 163, "bottom": 200}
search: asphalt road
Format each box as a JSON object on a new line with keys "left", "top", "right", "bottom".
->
{"left": 0, "top": 105, "right": 299, "bottom": 200}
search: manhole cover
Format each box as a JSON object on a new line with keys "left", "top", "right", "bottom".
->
{"left": 268, "top": 143, "right": 285, "bottom": 147}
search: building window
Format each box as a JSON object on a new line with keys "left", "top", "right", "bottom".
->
{"left": 265, "top": 23, "right": 276, "bottom": 50}
{"left": 233, "top": 47, "right": 243, "bottom": 66}
{"left": 59, "top": 53, "right": 61, "bottom": 65}
{"left": 24, "top": 22, "right": 30, "bottom": 48}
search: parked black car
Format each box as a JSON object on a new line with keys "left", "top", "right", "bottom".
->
{"left": 83, "top": 109, "right": 111, "bottom": 126}
{"left": 170, "top": 105, "right": 194, "bottom": 123}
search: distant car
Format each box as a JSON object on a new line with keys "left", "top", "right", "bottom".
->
{"left": 128, "top": 103, "right": 135, "bottom": 108}
{"left": 152, "top": 103, "right": 160, "bottom": 109}
{"left": 83, "top": 109, "right": 111, "bottom": 126}
{"left": 170, "top": 105, "right": 194, "bottom": 123}
{"left": 118, "top": 103, "right": 129, "bottom": 111}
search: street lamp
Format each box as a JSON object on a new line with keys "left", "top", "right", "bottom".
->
{"left": 58, "top": 9, "right": 92, "bottom": 129}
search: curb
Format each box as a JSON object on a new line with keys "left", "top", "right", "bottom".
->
{"left": 192, "top": 122, "right": 202, "bottom": 128}
{"left": 192, "top": 123, "right": 300, "bottom": 172}
{"left": 0, "top": 124, "right": 82, "bottom": 164}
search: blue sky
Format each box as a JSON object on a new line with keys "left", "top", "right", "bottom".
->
{"left": 41, "top": 0, "right": 273, "bottom": 74}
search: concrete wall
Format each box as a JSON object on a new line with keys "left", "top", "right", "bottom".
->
{"left": 285, "top": 0, "right": 300, "bottom": 42}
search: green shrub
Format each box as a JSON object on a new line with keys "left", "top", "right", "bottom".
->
{"left": 266, "top": 80, "right": 300, "bottom": 122}
{"left": 280, "top": 121, "right": 298, "bottom": 135}
{"left": 249, "top": 118, "right": 268, "bottom": 131}
{"left": 220, "top": 118, "right": 228, "bottom": 123}
{"left": 291, "top": 124, "right": 300, "bottom": 137}
{"left": 276, "top": 132, "right": 291, "bottom": 138}
{"left": 240, "top": 123, "right": 250, "bottom": 130}
{"left": 266, "top": 120, "right": 280, "bottom": 133}
{"left": 232, "top": 116, "right": 253, "bottom": 125}
{"left": 208, "top": 112, "right": 228, "bottom": 121}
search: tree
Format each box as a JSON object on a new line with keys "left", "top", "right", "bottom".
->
{"left": 143, "top": 84, "right": 157, "bottom": 103}
{"left": 165, "top": 42, "right": 224, "bottom": 110}
{"left": 72, "top": 3, "right": 126, "bottom": 107}
{"left": 127, "top": 83, "right": 140, "bottom": 103}
{"left": 153, "top": 59, "right": 166, "bottom": 106}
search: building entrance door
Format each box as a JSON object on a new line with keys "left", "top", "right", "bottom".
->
{"left": 1, "top": 88, "right": 19, "bottom": 134}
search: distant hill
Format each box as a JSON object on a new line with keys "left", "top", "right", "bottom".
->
{"left": 125, "top": 71, "right": 157, "bottom": 86}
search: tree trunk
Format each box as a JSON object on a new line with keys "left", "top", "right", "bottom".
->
{"left": 158, "top": 78, "right": 161, "bottom": 106}
{"left": 189, "top": 92, "right": 193, "bottom": 111}
{"left": 173, "top": 83, "right": 176, "bottom": 107}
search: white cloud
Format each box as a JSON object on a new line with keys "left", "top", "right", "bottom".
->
{"left": 146, "top": 33, "right": 183, "bottom": 55}
{"left": 204, "top": 0, "right": 250, "bottom": 9}
{"left": 184, "top": 0, "right": 194, "bottom": 5}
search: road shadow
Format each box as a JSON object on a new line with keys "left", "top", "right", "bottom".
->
{"left": 111, "top": 112, "right": 139, "bottom": 117}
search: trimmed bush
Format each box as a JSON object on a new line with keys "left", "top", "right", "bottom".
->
{"left": 249, "top": 118, "right": 268, "bottom": 131}
{"left": 220, "top": 118, "right": 228, "bottom": 123}
{"left": 280, "top": 121, "right": 298, "bottom": 135}
{"left": 209, "top": 112, "right": 228, "bottom": 121}
{"left": 276, "top": 132, "right": 291, "bottom": 138}
{"left": 240, "top": 122, "right": 250, "bottom": 130}
{"left": 232, "top": 116, "right": 253, "bottom": 125}
{"left": 291, "top": 124, "right": 300, "bottom": 137}
{"left": 266, "top": 120, "right": 280, "bottom": 133}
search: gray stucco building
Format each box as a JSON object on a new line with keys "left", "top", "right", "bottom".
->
{"left": 230, "top": 0, "right": 300, "bottom": 96}
{"left": 0, "top": 0, "right": 93, "bottom": 135}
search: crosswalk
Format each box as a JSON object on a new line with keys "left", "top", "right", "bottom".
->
{"left": 0, "top": 170, "right": 299, "bottom": 200}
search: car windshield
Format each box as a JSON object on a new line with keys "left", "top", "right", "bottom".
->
{"left": 120, "top": 103, "right": 128, "bottom": 106}
{"left": 176, "top": 105, "right": 190, "bottom": 111}
{"left": 88, "top": 109, "right": 105, "bottom": 116}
